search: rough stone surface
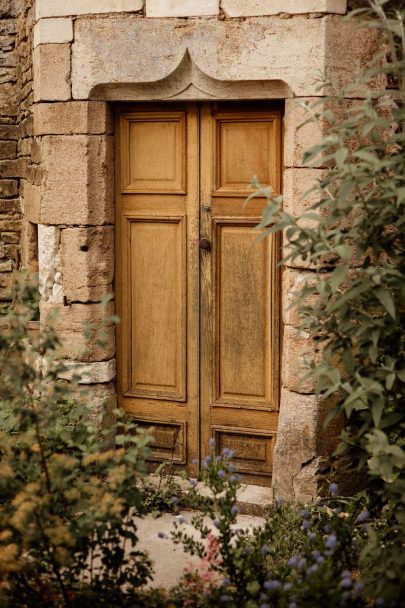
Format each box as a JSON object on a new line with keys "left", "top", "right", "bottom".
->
{"left": 222, "top": 0, "right": 347, "bottom": 17}
{"left": 59, "top": 359, "right": 117, "bottom": 384}
{"left": 33, "top": 43, "right": 71, "bottom": 101}
{"left": 33, "top": 18, "right": 73, "bottom": 47}
{"left": 284, "top": 98, "right": 325, "bottom": 168}
{"left": 146, "top": 0, "right": 219, "bottom": 18}
{"left": 283, "top": 168, "right": 327, "bottom": 218}
{"left": 34, "top": 101, "right": 114, "bottom": 135}
{"left": 40, "top": 300, "right": 116, "bottom": 361}
{"left": 272, "top": 389, "right": 340, "bottom": 502}
{"left": 72, "top": 15, "right": 326, "bottom": 99}
{"left": 60, "top": 226, "right": 114, "bottom": 303}
{"left": 38, "top": 224, "right": 63, "bottom": 303}
{"left": 36, "top": 0, "right": 144, "bottom": 18}
{"left": 282, "top": 267, "right": 318, "bottom": 328}
{"left": 282, "top": 325, "right": 322, "bottom": 394}
{"left": 39, "top": 135, "right": 114, "bottom": 225}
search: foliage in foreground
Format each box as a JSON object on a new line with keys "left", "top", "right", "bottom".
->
{"left": 0, "top": 276, "right": 153, "bottom": 607}
{"left": 247, "top": 0, "right": 405, "bottom": 601}
{"left": 161, "top": 444, "right": 376, "bottom": 608}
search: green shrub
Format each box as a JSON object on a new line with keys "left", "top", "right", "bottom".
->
{"left": 0, "top": 275, "right": 154, "bottom": 607}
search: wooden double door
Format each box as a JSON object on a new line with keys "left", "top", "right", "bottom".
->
{"left": 116, "top": 102, "right": 282, "bottom": 484}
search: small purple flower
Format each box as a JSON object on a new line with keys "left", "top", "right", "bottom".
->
{"left": 222, "top": 448, "right": 230, "bottom": 457}
{"left": 288, "top": 555, "right": 299, "bottom": 569}
{"left": 354, "top": 582, "right": 365, "bottom": 595}
{"left": 261, "top": 544, "right": 270, "bottom": 556}
{"left": 222, "top": 577, "right": 230, "bottom": 587}
{"left": 308, "top": 564, "right": 318, "bottom": 574}
{"left": 312, "top": 550, "right": 320, "bottom": 559}
{"left": 276, "top": 497, "right": 285, "bottom": 507}
{"left": 177, "top": 515, "right": 186, "bottom": 525}
{"left": 228, "top": 463, "right": 235, "bottom": 473}
{"left": 158, "top": 531, "right": 166, "bottom": 539}
{"left": 302, "top": 519, "right": 311, "bottom": 530}
{"left": 204, "top": 455, "right": 212, "bottom": 466}
{"left": 300, "top": 508, "right": 309, "bottom": 518}
{"left": 340, "top": 577, "right": 352, "bottom": 589}
{"left": 308, "top": 532, "right": 316, "bottom": 541}
{"left": 230, "top": 475, "right": 238, "bottom": 483}
{"left": 289, "top": 603, "right": 298, "bottom": 608}
{"left": 220, "top": 594, "right": 229, "bottom": 603}
{"left": 189, "top": 478, "right": 197, "bottom": 487}
{"left": 218, "top": 469, "right": 226, "bottom": 480}
{"left": 216, "top": 455, "right": 222, "bottom": 462}
{"left": 341, "top": 570, "right": 351, "bottom": 579}
{"left": 264, "top": 580, "right": 281, "bottom": 591}
{"left": 316, "top": 555, "right": 325, "bottom": 565}
{"left": 260, "top": 604, "right": 270, "bottom": 608}
{"left": 356, "top": 509, "right": 370, "bottom": 524}
{"left": 297, "top": 558, "right": 307, "bottom": 570}
{"left": 209, "top": 437, "right": 216, "bottom": 448}
{"left": 329, "top": 482, "right": 339, "bottom": 497}
{"left": 213, "top": 519, "right": 220, "bottom": 529}
{"left": 325, "top": 534, "right": 338, "bottom": 550}
{"left": 171, "top": 496, "right": 179, "bottom": 505}
{"left": 231, "top": 504, "right": 239, "bottom": 516}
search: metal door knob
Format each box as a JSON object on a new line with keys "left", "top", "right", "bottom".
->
{"left": 199, "top": 238, "right": 211, "bottom": 251}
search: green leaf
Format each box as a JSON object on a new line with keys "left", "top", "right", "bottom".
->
{"left": 375, "top": 287, "right": 396, "bottom": 319}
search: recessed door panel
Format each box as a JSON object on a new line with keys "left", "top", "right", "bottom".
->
{"left": 128, "top": 217, "right": 186, "bottom": 400}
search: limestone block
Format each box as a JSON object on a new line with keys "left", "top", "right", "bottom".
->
{"left": 40, "top": 300, "right": 116, "bottom": 361}
{"left": 33, "top": 44, "right": 71, "bottom": 102}
{"left": 0, "top": 179, "right": 18, "bottom": 197}
{"left": 33, "top": 18, "right": 73, "bottom": 47}
{"left": 84, "top": 382, "right": 116, "bottom": 434}
{"left": 282, "top": 325, "right": 322, "bottom": 394}
{"left": 59, "top": 359, "right": 116, "bottom": 384}
{"left": 284, "top": 98, "right": 325, "bottom": 168}
{"left": 38, "top": 224, "right": 63, "bottom": 303}
{"left": 36, "top": 0, "right": 144, "bottom": 18}
{"left": 61, "top": 226, "right": 114, "bottom": 303}
{"left": 20, "top": 220, "right": 39, "bottom": 273}
{"left": 222, "top": 0, "right": 347, "bottom": 17}
{"left": 39, "top": 135, "right": 114, "bottom": 225}
{"left": 21, "top": 181, "right": 41, "bottom": 223}
{"left": 282, "top": 267, "right": 317, "bottom": 328}
{"left": 72, "top": 15, "right": 326, "bottom": 99}
{"left": 283, "top": 168, "right": 327, "bottom": 219}
{"left": 146, "top": 0, "right": 219, "bottom": 17}
{"left": 34, "top": 102, "right": 114, "bottom": 135}
{"left": 272, "top": 389, "right": 340, "bottom": 502}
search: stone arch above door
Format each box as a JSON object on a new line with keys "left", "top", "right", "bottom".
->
{"left": 90, "top": 50, "right": 293, "bottom": 102}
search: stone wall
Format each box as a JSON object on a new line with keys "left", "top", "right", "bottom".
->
{"left": 3, "top": 0, "right": 379, "bottom": 500}
{"left": 0, "top": 0, "right": 21, "bottom": 306}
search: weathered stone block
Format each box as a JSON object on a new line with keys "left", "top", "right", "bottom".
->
{"left": 146, "top": 0, "right": 219, "bottom": 17}
{"left": 284, "top": 98, "right": 325, "bottom": 168}
{"left": 39, "top": 135, "right": 114, "bottom": 225}
{"left": 282, "top": 267, "right": 318, "bottom": 328}
{"left": 34, "top": 101, "right": 114, "bottom": 135}
{"left": 84, "top": 382, "right": 116, "bottom": 435}
{"left": 61, "top": 226, "right": 114, "bottom": 303}
{"left": 36, "top": 0, "right": 144, "bottom": 18}
{"left": 222, "top": 0, "right": 347, "bottom": 16}
{"left": 0, "top": 140, "right": 17, "bottom": 159}
{"left": 33, "top": 44, "right": 71, "bottom": 102}
{"left": 38, "top": 224, "right": 63, "bottom": 303}
{"left": 72, "top": 15, "right": 326, "bottom": 99}
{"left": 40, "top": 300, "right": 116, "bottom": 361}
{"left": 59, "top": 359, "right": 116, "bottom": 384}
{"left": 0, "top": 179, "right": 18, "bottom": 197}
{"left": 21, "top": 181, "right": 41, "bottom": 223}
{"left": 34, "top": 18, "right": 73, "bottom": 47}
{"left": 272, "top": 389, "right": 340, "bottom": 502}
{"left": 282, "top": 325, "right": 322, "bottom": 394}
{"left": 283, "top": 168, "right": 328, "bottom": 218}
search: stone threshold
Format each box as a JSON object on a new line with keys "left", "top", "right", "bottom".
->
{"left": 147, "top": 474, "right": 273, "bottom": 517}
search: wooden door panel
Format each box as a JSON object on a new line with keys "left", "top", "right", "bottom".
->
{"left": 121, "top": 111, "right": 186, "bottom": 193}
{"left": 201, "top": 104, "right": 282, "bottom": 484}
{"left": 214, "top": 220, "right": 273, "bottom": 407}
{"left": 116, "top": 105, "right": 199, "bottom": 472}
{"left": 127, "top": 216, "right": 186, "bottom": 401}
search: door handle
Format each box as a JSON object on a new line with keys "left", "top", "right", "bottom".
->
{"left": 199, "top": 238, "right": 211, "bottom": 251}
